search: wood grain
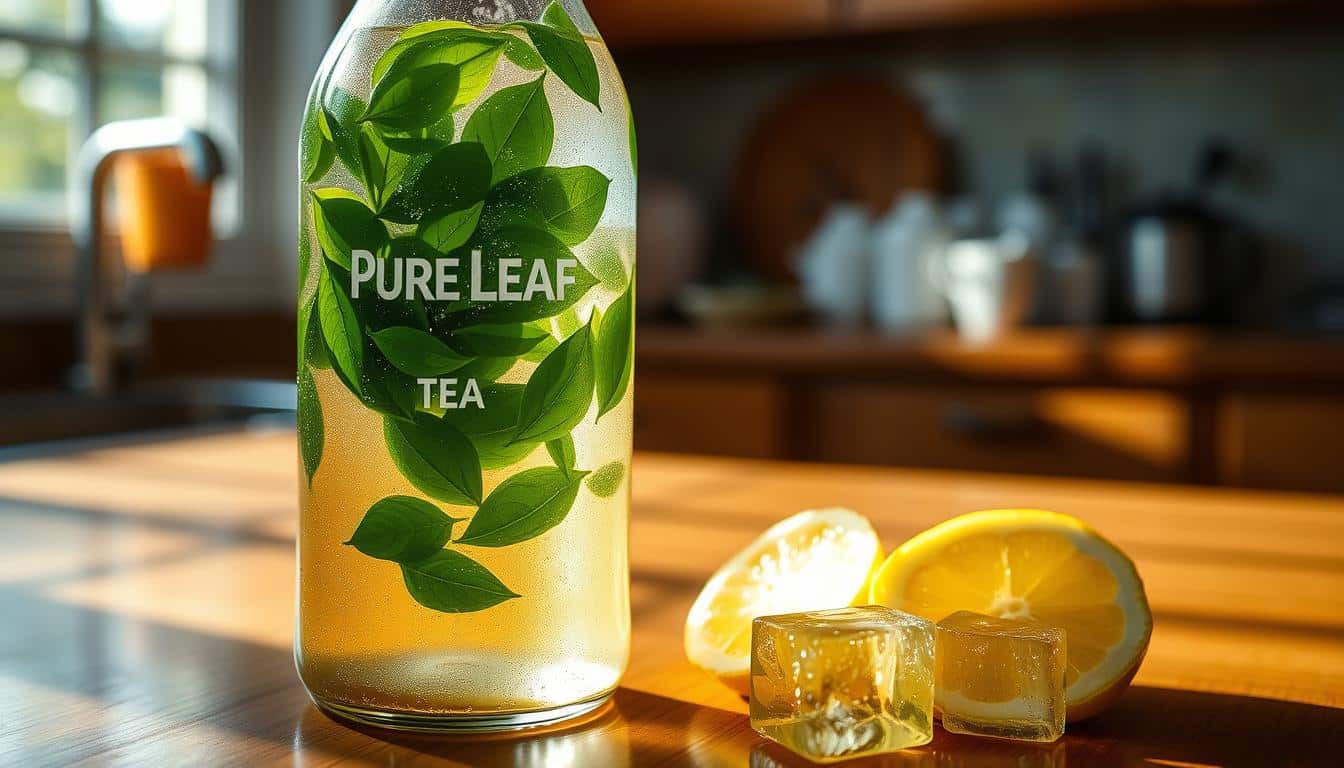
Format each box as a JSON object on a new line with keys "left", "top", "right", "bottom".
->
{"left": 1, "top": 428, "right": 1341, "bottom": 766}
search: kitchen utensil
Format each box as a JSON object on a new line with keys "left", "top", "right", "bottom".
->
{"left": 1114, "top": 142, "right": 1260, "bottom": 325}
{"left": 733, "top": 75, "right": 943, "bottom": 283}
{"left": 794, "top": 203, "right": 871, "bottom": 327}
{"left": 871, "top": 192, "right": 949, "bottom": 331}
{"left": 942, "top": 234, "right": 1037, "bottom": 345}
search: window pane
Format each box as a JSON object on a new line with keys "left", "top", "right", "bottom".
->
{"left": 97, "top": 0, "right": 208, "bottom": 59}
{"left": 98, "top": 63, "right": 208, "bottom": 126}
{"left": 0, "top": 42, "right": 76, "bottom": 219}
{"left": 0, "top": 0, "right": 81, "bottom": 36}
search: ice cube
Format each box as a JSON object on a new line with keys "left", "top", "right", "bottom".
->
{"left": 935, "top": 611, "right": 1067, "bottom": 742}
{"left": 750, "top": 606, "right": 936, "bottom": 763}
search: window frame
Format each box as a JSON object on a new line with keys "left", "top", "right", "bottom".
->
{"left": 0, "top": 0, "right": 240, "bottom": 229}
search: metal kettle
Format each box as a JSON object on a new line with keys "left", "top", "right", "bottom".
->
{"left": 1116, "top": 144, "right": 1258, "bottom": 325}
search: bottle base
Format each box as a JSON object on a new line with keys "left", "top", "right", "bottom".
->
{"left": 311, "top": 691, "right": 614, "bottom": 734}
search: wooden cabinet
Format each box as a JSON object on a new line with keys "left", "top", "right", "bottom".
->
{"left": 1218, "top": 395, "right": 1344, "bottom": 494}
{"left": 810, "top": 385, "right": 1191, "bottom": 482}
{"left": 634, "top": 375, "right": 787, "bottom": 459}
{"left": 587, "top": 0, "right": 830, "bottom": 46}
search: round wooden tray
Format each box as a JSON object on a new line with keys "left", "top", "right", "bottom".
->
{"left": 733, "top": 75, "right": 945, "bottom": 282}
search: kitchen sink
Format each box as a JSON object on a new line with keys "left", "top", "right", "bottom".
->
{"left": 0, "top": 379, "right": 296, "bottom": 450}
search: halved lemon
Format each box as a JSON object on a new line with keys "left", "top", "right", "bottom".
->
{"left": 684, "top": 508, "right": 884, "bottom": 694}
{"left": 869, "top": 509, "right": 1151, "bottom": 721}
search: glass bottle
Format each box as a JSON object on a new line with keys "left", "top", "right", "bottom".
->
{"left": 295, "top": 0, "right": 635, "bottom": 732}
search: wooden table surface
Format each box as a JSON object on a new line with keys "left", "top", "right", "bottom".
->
{"left": 1, "top": 426, "right": 1341, "bottom": 767}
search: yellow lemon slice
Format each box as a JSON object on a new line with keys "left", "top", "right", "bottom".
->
{"left": 685, "top": 508, "right": 884, "bottom": 694}
{"left": 869, "top": 509, "right": 1151, "bottom": 721}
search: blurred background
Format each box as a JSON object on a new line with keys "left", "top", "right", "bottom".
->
{"left": 2, "top": 0, "right": 1343, "bottom": 492}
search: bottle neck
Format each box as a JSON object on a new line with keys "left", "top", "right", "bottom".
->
{"left": 347, "top": 0, "right": 595, "bottom": 32}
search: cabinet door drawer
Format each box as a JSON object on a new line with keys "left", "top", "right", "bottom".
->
{"left": 635, "top": 375, "right": 786, "bottom": 459}
{"left": 811, "top": 385, "right": 1191, "bottom": 482}
{"left": 1219, "top": 395, "right": 1344, "bottom": 493}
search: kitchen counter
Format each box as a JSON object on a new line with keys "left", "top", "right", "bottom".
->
{"left": 1, "top": 427, "right": 1341, "bottom": 765}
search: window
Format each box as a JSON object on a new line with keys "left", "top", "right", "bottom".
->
{"left": 0, "top": 0, "right": 237, "bottom": 227}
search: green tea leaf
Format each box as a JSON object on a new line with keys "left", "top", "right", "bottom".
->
{"left": 364, "top": 63, "right": 461, "bottom": 132}
{"left": 298, "top": 365, "right": 323, "bottom": 487}
{"left": 546, "top": 434, "right": 576, "bottom": 475}
{"left": 370, "top": 326, "right": 472, "bottom": 377}
{"left": 463, "top": 75, "right": 553, "bottom": 184}
{"left": 587, "top": 461, "right": 625, "bottom": 498}
{"left": 449, "top": 323, "right": 549, "bottom": 358}
{"left": 449, "top": 383, "right": 538, "bottom": 469}
{"left": 357, "top": 124, "right": 394, "bottom": 209}
{"left": 311, "top": 189, "right": 388, "bottom": 271}
{"left": 385, "top": 415, "right": 483, "bottom": 506}
{"left": 446, "top": 227, "right": 597, "bottom": 325}
{"left": 418, "top": 201, "right": 485, "bottom": 253}
{"left": 301, "top": 94, "right": 335, "bottom": 183}
{"left": 594, "top": 282, "right": 634, "bottom": 419}
{"left": 382, "top": 142, "right": 492, "bottom": 226}
{"left": 318, "top": 268, "right": 364, "bottom": 396}
{"left": 481, "top": 166, "right": 610, "bottom": 246}
{"left": 503, "top": 37, "right": 544, "bottom": 71}
{"left": 324, "top": 87, "right": 367, "bottom": 180}
{"left": 401, "top": 549, "right": 519, "bottom": 613}
{"left": 346, "top": 495, "right": 462, "bottom": 563}
{"left": 457, "top": 466, "right": 587, "bottom": 547}
{"left": 518, "top": 4, "right": 601, "bottom": 110}
{"left": 378, "top": 35, "right": 504, "bottom": 111}
{"left": 513, "top": 319, "right": 594, "bottom": 444}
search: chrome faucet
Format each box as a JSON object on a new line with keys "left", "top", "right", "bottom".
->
{"left": 70, "top": 118, "right": 225, "bottom": 396}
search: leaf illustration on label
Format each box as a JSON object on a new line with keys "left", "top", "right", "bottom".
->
{"left": 587, "top": 461, "right": 625, "bottom": 498}
{"left": 372, "top": 22, "right": 494, "bottom": 84}
{"left": 445, "top": 227, "right": 597, "bottom": 325}
{"left": 311, "top": 189, "right": 388, "bottom": 271}
{"left": 418, "top": 201, "right": 485, "bottom": 253}
{"left": 318, "top": 268, "right": 364, "bottom": 396}
{"left": 379, "top": 35, "right": 504, "bottom": 111}
{"left": 449, "top": 383, "right": 538, "bottom": 469}
{"left": 457, "top": 467, "right": 587, "bottom": 547}
{"left": 382, "top": 142, "right": 492, "bottom": 225}
{"left": 358, "top": 124, "right": 414, "bottom": 211}
{"left": 627, "top": 97, "right": 638, "bottom": 177}
{"left": 401, "top": 549, "right": 520, "bottom": 613}
{"left": 546, "top": 434, "right": 576, "bottom": 475}
{"left": 463, "top": 75, "right": 553, "bottom": 184}
{"left": 585, "top": 243, "right": 628, "bottom": 291}
{"left": 594, "top": 281, "right": 634, "bottom": 419}
{"left": 323, "top": 87, "right": 367, "bottom": 180}
{"left": 481, "top": 166, "right": 610, "bottom": 246}
{"left": 346, "top": 495, "right": 462, "bottom": 563}
{"left": 385, "top": 415, "right": 484, "bottom": 506}
{"left": 300, "top": 295, "right": 331, "bottom": 370}
{"left": 503, "top": 38, "right": 544, "bottom": 71}
{"left": 369, "top": 326, "right": 471, "bottom": 377}
{"left": 364, "top": 63, "right": 461, "bottom": 132}
{"left": 298, "top": 365, "right": 323, "bottom": 487}
{"left": 513, "top": 319, "right": 594, "bottom": 444}
{"left": 449, "top": 323, "right": 549, "bottom": 358}
{"left": 517, "top": 3, "right": 601, "bottom": 110}
{"left": 301, "top": 91, "right": 335, "bottom": 183}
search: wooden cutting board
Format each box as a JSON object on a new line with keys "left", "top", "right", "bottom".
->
{"left": 734, "top": 74, "right": 945, "bottom": 282}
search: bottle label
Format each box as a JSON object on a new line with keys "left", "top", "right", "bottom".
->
{"left": 297, "top": 2, "right": 635, "bottom": 614}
